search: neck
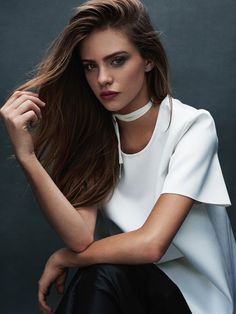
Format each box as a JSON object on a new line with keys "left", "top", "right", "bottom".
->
{"left": 116, "top": 105, "right": 159, "bottom": 140}
{"left": 112, "top": 99, "right": 153, "bottom": 122}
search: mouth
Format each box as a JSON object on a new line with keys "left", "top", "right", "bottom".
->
{"left": 100, "top": 91, "right": 120, "bottom": 100}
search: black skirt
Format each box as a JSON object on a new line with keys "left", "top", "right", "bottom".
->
{"left": 55, "top": 262, "right": 191, "bottom": 314}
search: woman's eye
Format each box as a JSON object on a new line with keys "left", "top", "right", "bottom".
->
{"left": 111, "top": 56, "right": 126, "bottom": 66}
{"left": 83, "top": 63, "right": 96, "bottom": 72}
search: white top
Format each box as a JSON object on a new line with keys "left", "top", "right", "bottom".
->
{"left": 102, "top": 95, "right": 236, "bottom": 314}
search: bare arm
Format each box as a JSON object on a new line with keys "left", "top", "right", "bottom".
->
{"left": 54, "top": 193, "right": 194, "bottom": 268}
{"left": 20, "top": 155, "right": 97, "bottom": 252}
{"left": 0, "top": 90, "right": 97, "bottom": 252}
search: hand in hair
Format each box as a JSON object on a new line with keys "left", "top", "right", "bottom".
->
{"left": 0, "top": 90, "right": 46, "bottom": 161}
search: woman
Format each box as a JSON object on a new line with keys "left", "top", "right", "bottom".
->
{"left": 0, "top": 0, "right": 235, "bottom": 313}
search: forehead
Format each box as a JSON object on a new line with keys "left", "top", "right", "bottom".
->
{"left": 79, "top": 27, "right": 137, "bottom": 59}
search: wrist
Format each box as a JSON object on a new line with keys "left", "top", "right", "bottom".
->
{"left": 17, "top": 152, "right": 38, "bottom": 167}
{"left": 54, "top": 248, "right": 81, "bottom": 268}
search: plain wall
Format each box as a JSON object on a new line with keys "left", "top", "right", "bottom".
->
{"left": 0, "top": 1, "right": 235, "bottom": 313}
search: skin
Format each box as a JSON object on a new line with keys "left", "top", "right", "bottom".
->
{"left": 0, "top": 28, "right": 195, "bottom": 314}
{"left": 79, "top": 27, "right": 159, "bottom": 153}
{"left": 79, "top": 27, "right": 152, "bottom": 114}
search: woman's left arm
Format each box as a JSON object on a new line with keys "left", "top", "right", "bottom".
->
{"left": 49, "top": 193, "right": 194, "bottom": 267}
{"left": 66, "top": 193, "right": 193, "bottom": 266}
{"left": 38, "top": 193, "right": 194, "bottom": 313}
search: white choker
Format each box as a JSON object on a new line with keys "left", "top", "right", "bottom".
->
{"left": 112, "top": 100, "right": 153, "bottom": 122}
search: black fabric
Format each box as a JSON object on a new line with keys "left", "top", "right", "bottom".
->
{"left": 55, "top": 262, "right": 191, "bottom": 314}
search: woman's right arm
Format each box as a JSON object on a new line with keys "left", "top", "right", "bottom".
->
{"left": 0, "top": 90, "right": 96, "bottom": 252}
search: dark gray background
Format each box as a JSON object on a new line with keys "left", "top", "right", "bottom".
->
{"left": 0, "top": 1, "right": 235, "bottom": 313}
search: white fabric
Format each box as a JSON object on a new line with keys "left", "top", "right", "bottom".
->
{"left": 102, "top": 95, "right": 236, "bottom": 314}
{"left": 112, "top": 99, "right": 152, "bottom": 122}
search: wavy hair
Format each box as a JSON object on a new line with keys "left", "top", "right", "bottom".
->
{"left": 10, "top": 0, "right": 172, "bottom": 207}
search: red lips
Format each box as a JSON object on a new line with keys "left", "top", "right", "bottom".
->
{"left": 100, "top": 90, "right": 119, "bottom": 96}
{"left": 100, "top": 90, "right": 119, "bottom": 100}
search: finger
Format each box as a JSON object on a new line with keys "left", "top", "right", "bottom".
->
{"left": 56, "top": 280, "right": 65, "bottom": 295}
{"left": 14, "top": 99, "right": 42, "bottom": 121}
{"left": 56, "top": 272, "right": 67, "bottom": 294}
{"left": 4, "top": 90, "right": 39, "bottom": 108}
{"left": 7, "top": 94, "right": 45, "bottom": 111}
{"left": 38, "top": 285, "right": 54, "bottom": 314}
{"left": 56, "top": 278, "right": 65, "bottom": 294}
{"left": 4, "top": 93, "right": 45, "bottom": 111}
{"left": 38, "top": 298, "right": 54, "bottom": 314}
{"left": 13, "top": 110, "right": 39, "bottom": 130}
{"left": 13, "top": 90, "right": 39, "bottom": 96}
{"left": 56, "top": 275, "right": 66, "bottom": 294}
{"left": 38, "top": 291, "right": 53, "bottom": 313}
{"left": 56, "top": 284, "right": 64, "bottom": 295}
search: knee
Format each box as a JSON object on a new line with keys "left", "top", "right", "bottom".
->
{"left": 80, "top": 263, "right": 127, "bottom": 283}
{"left": 165, "top": 281, "right": 186, "bottom": 302}
{"left": 165, "top": 283, "right": 191, "bottom": 312}
{"left": 83, "top": 263, "right": 125, "bottom": 276}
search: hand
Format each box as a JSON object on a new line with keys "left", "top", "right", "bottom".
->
{"left": 38, "top": 251, "right": 69, "bottom": 314}
{"left": 0, "top": 90, "right": 46, "bottom": 161}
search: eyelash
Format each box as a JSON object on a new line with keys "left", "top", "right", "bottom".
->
{"left": 112, "top": 56, "right": 126, "bottom": 66}
{"left": 83, "top": 56, "right": 127, "bottom": 72}
{"left": 83, "top": 64, "right": 96, "bottom": 72}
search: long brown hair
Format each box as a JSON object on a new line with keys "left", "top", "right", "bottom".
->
{"left": 11, "top": 0, "right": 172, "bottom": 207}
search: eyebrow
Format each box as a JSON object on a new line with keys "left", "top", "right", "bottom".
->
{"left": 81, "top": 50, "right": 129, "bottom": 62}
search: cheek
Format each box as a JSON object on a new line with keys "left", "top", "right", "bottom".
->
{"left": 121, "top": 63, "right": 145, "bottom": 88}
{"left": 84, "top": 73, "right": 97, "bottom": 93}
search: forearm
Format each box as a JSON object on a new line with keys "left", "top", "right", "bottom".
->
{"left": 18, "top": 154, "right": 93, "bottom": 251}
{"left": 59, "top": 228, "right": 157, "bottom": 268}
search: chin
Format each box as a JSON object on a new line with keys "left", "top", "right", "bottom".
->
{"left": 100, "top": 101, "right": 125, "bottom": 113}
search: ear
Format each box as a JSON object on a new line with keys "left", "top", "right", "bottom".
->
{"left": 144, "top": 60, "right": 154, "bottom": 72}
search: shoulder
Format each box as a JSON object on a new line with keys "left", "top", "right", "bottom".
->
{"left": 171, "top": 97, "right": 214, "bottom": 125}
{"left": 169, "top": 97, "right": 217, "bottom": 141}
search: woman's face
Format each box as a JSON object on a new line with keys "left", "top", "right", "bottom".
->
{"left": 79, "top": 27, "right": 153, "bottom": 114}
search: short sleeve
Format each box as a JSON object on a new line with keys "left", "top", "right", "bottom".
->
{"left": 161, "top": 110, "right": 231, "bottom": 207}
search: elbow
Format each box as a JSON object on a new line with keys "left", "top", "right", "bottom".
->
{"left": 69, "top": 233, "right": 94, "bottom": 253}
{"left": 144, "top": 242, "right": 165, "bottom": 263}
{"left": 139, "top": 228, "right": 165, "bottom": 263}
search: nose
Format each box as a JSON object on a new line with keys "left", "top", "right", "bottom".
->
{"left": 97, "top": 66, "right": 113, "bottom": 87}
